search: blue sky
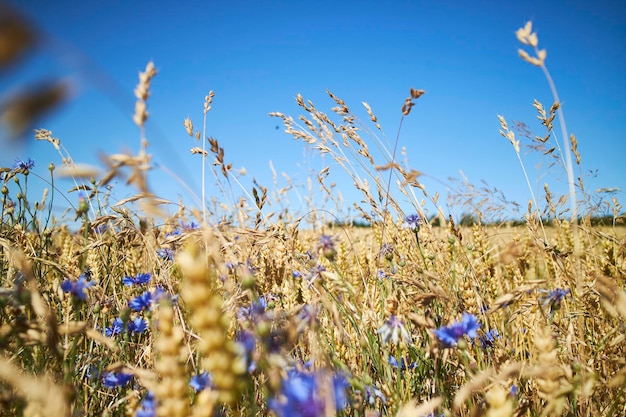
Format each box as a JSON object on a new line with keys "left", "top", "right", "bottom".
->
{"left": 3, "top": 0, "right": 625, "bottom": 222}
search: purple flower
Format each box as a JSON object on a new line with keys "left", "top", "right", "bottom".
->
{"left": 102, "top": 371, "right": 133, "bottom": 388}
{"left": 363, "top": 384, "right": 387, "bottom": 405}
{"left": 477, "top": 328, "right": 500, "bottom": 349}
{"left": 318, "top": 234, "right": 337, "bottom": 260}
{"left": 128, "top": 317, "right": 148, "bottom": 334}
{"left": 268, "top": 370, "right": 348, "bottom": 417}
{"left": 303, "top": 264, "right": 326, "bottom": 285}
{"left": 237, "top": 296, "right": 268, "bottom": 323}
{"left": 403, "top": 214, "right": 422, "bottom": 231}
{"left": 237, "top": 330, "right": 257, "bottom": 373}
{"left": 105, "top": 317, "right": 124, "bottom": 337}
{"left": 434, "top": 313, "right": 481, "bottom": 348}
{"left": 540, "top": 288, "right": 570, "bottom": 309}
{"left": 129, "top": 291, "right": 152, "bottom": 312}
{"left": 190, "top": 372, "right": 212, "bottom": 392}
{"left": 388, "top": 355, "right": 417, "bottom": 370}
{"left": 12, "top": 158, "right": 34, "bottom": 171}
{"left": 61, "top": 273, "right": 95, "bottom": 300}
{"left": 377, "top": 315, "right": 411, "bottom": 345}
{"left": 157, "top": 248, "right": 174, "bottom": 261}
{"left": 379, "top": 243, "right": 394, "bottom": 261}
{"left": 128, "top": 287, "right": 170, "bottom": 312}
{"left": 122, "top": 273, "right": 152, "bottom": 286}
{"left": 135, "top": 391, "right": 156, "bottom": 417}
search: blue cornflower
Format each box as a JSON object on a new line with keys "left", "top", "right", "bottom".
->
{"left": 379, "top": 243, "right": 394, "bottom": 261}
{"left": 237, "top": 330, "right": 257, "bottom": 373}
{"left": 477, "top": 328, "right": 500, "bottom": 349}
{"left": 292, "top": 270, "right": 302, "bottom": 279}
{"left": 377, "top": 315, "right": 411, "bottom": 345}
{"left": 128, "top": 287, "right": 169, "bottom": 312}
{"left": 434, "top": 313, "right": 481, "bottom": 348}
{"left": 129, "top": 291, "right": 152, "bottom": 312}
{"left": 318, "top": 234, "right": 337, "bottom": 260}
{"left": 157, "top": 248, "right": 175, "bottom": 261}
{"left": 135, "top": 391, "right": 156, "bottom": 417}
{"left": 12, "top": 158, "right": 35, "bottom": 171}
{"left": 509, "top": 384, "right": 518, "bottom": 397}
{"left": 303, "top": 264, "right": 326, "bottom": 286}
{"left": 102, "top": 371, "right": 133, "bottom": 388}
{"left": 128, "top": 317, "right": 148, "bottom": 334}
{"left": 540, "top": 288, "right": 570, "bottom": 310}
{"left": 363, "top": 384, "right": 387, "bottom": 405}
{"left": 105, "top": 317, "right": 124, "bottom": 337}
{"left": 403, "top": 214, "right": 422, "bottom": 231}
{"left": 190, "top": 372, "right": 212, "bottom": 392}
{"left": 295, "top": 304, "right": 318, "bottom": 334}
{"left": 122, "top": 273, "right": 152, "bottom": 286}
{"left": 388, "top": 355, "right": 417, "bottom": 371}
{"left": 237, "top": 296, "right": 268, "bottom": 323}
{"left": 268, "top": 370, "right": 348, "bottom": 417}
{"left": 61, "top": 273, "right": 95, "bottom": 300}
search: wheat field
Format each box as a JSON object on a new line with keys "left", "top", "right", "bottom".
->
{"left": 1, "top": 17, "right": 625, "bottom": 417}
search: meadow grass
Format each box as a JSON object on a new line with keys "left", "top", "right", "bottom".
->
{"left": 1, "top": 18, "right": 625, "bottom": 417}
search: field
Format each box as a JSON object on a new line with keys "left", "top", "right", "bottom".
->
{"left": 1, "top": 19, "right": 626, "bottom": 417}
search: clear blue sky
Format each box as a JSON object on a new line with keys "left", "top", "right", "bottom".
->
{"left": 3, "top": 0, "right": 625, "bottom": 222}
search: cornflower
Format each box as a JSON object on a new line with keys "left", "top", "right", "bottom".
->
{"left": 403, "top": 213, "right": 422, "bottom": 232}
{"left": 128, "top": 317, "right": 148, "bottom": 333}
{"left": 539, "top": 288, "right": 570, "bottom": 309}
{"left": 363, "top": 384, "right": 387, "bottom": 405}
{"left": 122, "top": 272, "right": 152, "bottom": 286}
{"left": 104, "top": 317, "right": 124, "bottom": 337}
{"left": 190, "top": 372, "right": 212, "bottom": 392}
{"left": 61, "top": 273, "right": 94, "bottom": 300}
{"left": 268, "top": 370, "right": 349, "bottom": 417}
{"left": 237, "top": 296, "right": 269, "bottom": 324}
{"left": 12, "top": 157, "right": 34, "bottom": 172}
{"left": 379, "top": 243, "right": 394, "bottom": 261}
{"left": 477, "top": 328, "right": 500, "bottom": 349}
{"left": 303, "top": 264, "right": 326, "bottom": 286}
{"left": 377, "top": 315, "right": 411, "bottom": 345}
{"left": 102, "top": 371, "right": 133, "bottom": 388}
{"left": 388, "top": 355, "right": 417, "bottom": 371}
{"left": 157, "top": 247, "right": 175, "bottom": 261}
{"left": 318, "top": 234, "right": 337, "bottom": 260}
{"left": 128, "top": 286, "right": 169, "bottom": 312}
{"left": 135, "top": 391, "right": 156, "bottom": 417}
{"left": 434, "top": 313, "right": 480, "bottom": 348}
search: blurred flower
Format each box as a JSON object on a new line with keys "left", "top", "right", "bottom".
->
{"left": 12, "top": 157, "right": 34, "bottom": 171}
{"left": 379, "top": 243, "right": 394, "bottom": 261}
{"left": 105, "top": 317, "right": 124, "bottom": 337}
{"left": 388, "top": 355, "right": 416, "bottom": 371}
{"left": 102, "top": 371, "right": 133, "bottom": 388}
{"left": 61, "top": 273, "right": 94, "bottom": 300}
{"left": 190, "top": 372, "right": 212, "bottom": 392}
{"left": 129, "top": 291, "right": 152, "bottom": 312}
{"left": 128, "top": 317, "right": 148, "bottom": 334}
{"left": 403, "top": 214, "right": 422, "bottom": 232}
{"left": 363, "top": 384, "right": 387, "bottom": 405}
{"left": 236, "top": 330, "right": 257, "bottom": 373}
{"left": 434, "top": 313, "right": 480, "bottom": 348}
{"left": 377, "top": 315, "right": 411, "bottom": 345}
{"left": 268, "top": 370, "right": 349, "bottom": 417}
{"left": 318, "top": 234, "right": 337, "bottom": 260}
{"left": 303, "top": 264, "right": 326, "bottom": 286}
{"left": 477, "top": 328, "right": 500, "bottom": 349}
{"left": 540, "top": 288, "right": 570, "bottom": 309}
{"left": 135, "top": 391, "right": 155, "bottom": 417}
{"left": 157, "top": 247, "right": 174, "bottom": 261}
{"left": 295, "top": 304, "right": 318, "bottom": 334}
{"left": 128, "top": 286, "right": 170, "bottom": 312}
{"left": 237, "top": 296, "right": 268, "bottom": 323}
{"left": 122, "top": 273, "right": 151, "bottom": 286}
